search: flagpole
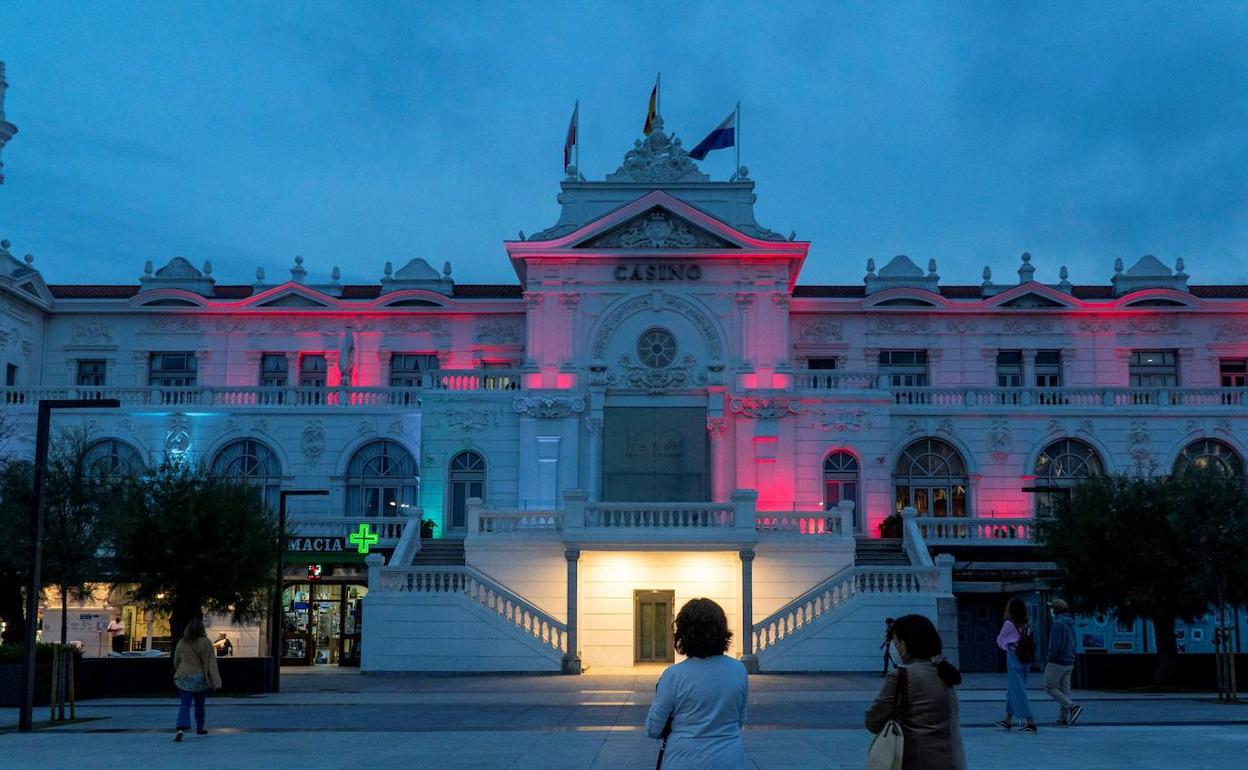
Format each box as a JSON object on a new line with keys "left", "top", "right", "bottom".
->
{"left": 575, "top": 99, "right": 580, "bottom": 171}
{"left": 657, "top": 72, "right": 661, "bottom": 115}
{"left": 735, "top": 101, "right": 741, "bottom": 179}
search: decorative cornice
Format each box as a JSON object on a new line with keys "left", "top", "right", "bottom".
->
{"left": 513, "top": 396, "right": 586, "bottom": 420}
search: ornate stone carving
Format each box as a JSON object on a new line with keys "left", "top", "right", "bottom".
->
{"left": 1213, "top": 321, "right": 1248, "bottom": 341}
{"left": 772, "top": 294, "right": 791, "bottom": 309}
{"left": 222, "top": 418, "right": 240, "bottom": 435}
{"left": 252, "top": 418, "right": 271, "bottom": 436}
{"left": 609, "top": 352, "right": 704, "bottom": 393}
{"left": 705, "top": 417, "right": 729, "bottom": 436}
{"left": 405, "top": 317, "right": 444, "bottom": 334}
{"left": 1128, "top": 317, "right": 1178, "bottom": 334}
{"left": 560, "top": 293, "right": 581, "bottom": 310}
{"left": 1045, "top": 418, "right": 1062, "bottom": 435}
{"left": 301, "top": 419, "right": 325, "bottom": 464}
{"left": 946, "top": 319, "right": 977, "bottom": 334}
{"left": 729, "top": 397, "right": 799, "bottom": 420}
{"left": 445, "top": 409, "right": 494, "bottom": 433}
{"left": 164, "top": 414, "right": 191, "bottom": 458}
{"left": 797, "top": 319, "right": 842, "bottom": 342}
{"left": 71, "top": 321, "right": 113, "bottom": 344}
{"left": 513, "top": 396, "right": 586, "bottom": 420}
{"left": 1183, "top": 419, "right": 1200, "bottom": 435}
{"left": 607, "top": 117, "right": 707, "bottom": 183}
{"left": 734, "top": 292, "right": 755, "bottom": 308}
{"left": 269, "top": 317, "right": 321, "bottom": 333}
{"left": 870, "top": 317, "right": 929, "bottom": 334}
{"left": 1076, "top": 419, "right": 1096, "bottom": 437}
{"left": 1077, "top": 320, "right": 1113, "bottom": 333}
{"left": 356, "top": 420, "right": 376, "bottom": 437}
{"left": 213, "top": 317, "right": 246, "bottom": 334}
{"left": 989, "top": 419, "right": 1012, "bottom": 464}
{"left": 524, "top": 292, "right": 544, "bottom": 310}
{"left": 1127, "top": 421, "right": 1152, "bottom": 466}
{"left": 143, "top": 317, "right": 200, "bottom": 333}
{"left": 1002, "top": 318, "right": 1054, "bottom": 334}
{"left": 1215, "top": 417, "right": 1234, "bottom": 436}
{"left": 936, "top": 417, "right": 956, "bottom": 436}
{"left": 813, "top": 408, "right": 869, "bottom": 433}
{"left": 905, "top": 418, "right": 923, "bottom": 435}
{"left": 591, "top": 293, "right": 722, "bottom": 360}
{"left": 585, "top": 208, "right": 730, "bottom": 249}
{"left": 586, "top": 417, "right": 604, "bottom": 435}
{"left": 387, "top": 419, "right": 406, "bottom": 436}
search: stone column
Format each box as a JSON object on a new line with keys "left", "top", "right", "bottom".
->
{"left": 562, "top": 548, "right": 582, "bottom": 674}
{"left": 739, "top": 548, "right": 758, "bottom": 674}
{"left": 707, "top": 417, "right": 730, "bottom": 503}
{"left": 586, "top": 417, "right": 603, "bottom": 502}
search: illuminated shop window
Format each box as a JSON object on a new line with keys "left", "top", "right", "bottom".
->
{"left": 345, "top": 440, "right": 418, "bottom": 517}
{"left": 1031, "top": 439, "right": 1104, "bottom": 517}
{"left": 892, "top": 438, "right": 967, "bottom": 517}
{"left": 1173, "top": 438, "right": 1244, "bottom": 478}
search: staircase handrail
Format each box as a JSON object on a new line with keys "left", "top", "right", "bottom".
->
{"left": 751, "top": 564, "right": 941, "bottom": 653}
{"left": 376, "top": 564, "right": 566, "bottom": 654}
{"left": 900, "top": 506, "right": 934, "bottom": 567}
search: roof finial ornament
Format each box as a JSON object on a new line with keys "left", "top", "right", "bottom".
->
{"left": 1018, "top": 252, "right": 1035, "bottom": 284}
{"left": 290, "top": 255, "right": 307, "bottom": 284}
{"left": 982, "top": 266, "right": 992, "bottom": 285}
{"left": 1113, "top": 257, "right": 1124, "bottom": 275}
{"left": 1174, "top": 257, "right": 1187, "bottom": 277}
{"left": 331, "top": 266, "right": 341, "bottom": 284}
{"left": 0, "top": 239, "right": 9, "bottom": 252}
{"left": 442, "top": 261, "right": 452, "bottom": 278}
{"left": 865, "top": 257, "right": 876, "bottom": 277}
{"left": 383, "top": 261, "right": 393, "bottom": 278}
{"left": 517, "top": 230, "right": 526, "bottom": 241}
{"left": 202, "top": 260, "right": 212, "bottom": 275}
{"left": 927, "top": 258, "right": 938, "bottom": 276}
{"left": 144, "top": 260, "right": 154, "bottom": 276}
{"left": 254, "top": 267, "right": 266, "bottom": 285}
{"left": 24, "top": 253, "right": 33, "bottom": 266}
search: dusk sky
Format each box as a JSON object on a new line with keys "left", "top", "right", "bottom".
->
{"left": 1, "top": 1, "right": 1245, "bottom": 287}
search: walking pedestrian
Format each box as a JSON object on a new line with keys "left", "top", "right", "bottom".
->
{"left": 1044, "top": 599, "right": 1083, "bottom": 726}
{"left": 645, "top": 598, "right": 748, "bottom": 770}
{"left": 865, "top": 614, "right": 966, "bottom": 769}
{"left": 995, "top": 598, "right": 1038, "bottom": 733}
{"left": 172, "top": 617, "right": 222, "bottom": 742}
{"left": 105, "top": 616, "right": 125, "bottom": 654}
{"left": 881, "top": 617, "right": 898, "bottom": 676}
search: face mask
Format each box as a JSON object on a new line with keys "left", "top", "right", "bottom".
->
{"left": 890, "top": 642, "right": 902, "bottom": 661}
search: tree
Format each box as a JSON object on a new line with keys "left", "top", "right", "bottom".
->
{"left": 110, "top": 460, "right": 280, "bottom": 650}
{"left": 0, "top": 461, "right": 34, "bottom": 646}
{"left": 1039, "top": 473, "right": 1208, "bottom": 685}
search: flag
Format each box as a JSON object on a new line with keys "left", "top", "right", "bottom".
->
{"left": 688, "top": 108, "right": 736, "bottom": 160}
{"left": 563, "top": 102, "right": 578, "bottom": 170}
{"left": 643, "top": 80, "right": 658, "bottom": 135}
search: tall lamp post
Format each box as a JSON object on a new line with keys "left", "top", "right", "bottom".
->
{"left": 19, "top": 398, "right": 121, "bottom": 733}
{"left": 271, "top": 489, "right": 328, "bottom": 693}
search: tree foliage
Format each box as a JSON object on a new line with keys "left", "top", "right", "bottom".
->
{"left": 109, "top": 459, "right": 280, "bottom": 647}
{"left": 0, "top": 461, "right": 34, "bottom": 645}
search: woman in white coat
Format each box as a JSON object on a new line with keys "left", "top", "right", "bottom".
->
{"left": 645, "top": 598, "right": 749, "bottom": 770}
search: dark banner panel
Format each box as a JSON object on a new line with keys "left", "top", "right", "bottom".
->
{"left": 603, "top": 407, "right": 708, "bottom": 502}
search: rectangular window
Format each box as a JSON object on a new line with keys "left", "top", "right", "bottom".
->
{"left": 806, "top": 357, "right": 838, "bottom": 370}
{"left": 299, "top": 354, "right": 327, "bottom": 387}
{"left": 482, "top": 360, "right": 518, "bottom": 390}
{"left": 1128, "top": 350, "right": 1179, "bottom": 388}
{"left": 260, "top": 354, "right": 289, "bottom": 387}
{"left": 995, "top": 351, "right": 1023, "bottom": 388}
{"left": 5, "top": 363, "right": 16, "bottom": 387}
{"left": 879, "top": 350, "right": 928, "bottom": 387}
{"left": 1035, "top": 350, "right": 1062, "bottom": 388}
{"left": 390, "top": 353, "right": 438, "bottom": 387}
{"left": 148, "top": 352, "right": 197, "bottom": 387}
{"left": 77, "top": 360, "right": 107, "bottom": 387}
{"left": 1220, "top": 358, "right": 1247, "bottom": 388}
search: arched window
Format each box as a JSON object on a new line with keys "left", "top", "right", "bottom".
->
{"left": 345, "top": 440, "right": 418, "bottom": 517}
{"left": 1032, "top": 439, "right": 1104, "bottom": 517}
{"left": 892, "top": 438, "right": 968, "bottom": 518}
{"left": 447, "top": 451, "right": 486, "bottom": 531}
{"left": 1173, "top": 439, "right": 1244, "bottom": 478}
{"left": 211, "top": 439, "right": 282, "bottom": 509}
{"left": 823, "top": 451, "right": 860, "bottom": 531}
{"left": 81, "top": 439, "right": 145, "bottom": 479}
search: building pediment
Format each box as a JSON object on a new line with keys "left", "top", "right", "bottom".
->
{"left": 575, "top": 207, "right": 738, "bottom": 250}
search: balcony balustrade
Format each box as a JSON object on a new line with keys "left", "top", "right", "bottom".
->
{"left": 912, "top": 515, "right": 1037, "bottom": 545}
{"left": 1, "top": 370, "right": 525, "bottom": 410}
{"left": 289, "top": 516, "right": 408, "bottom": 547}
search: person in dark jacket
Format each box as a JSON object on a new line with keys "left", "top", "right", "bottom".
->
{"left": 866, "top": 614, "right": 967, "bottom": 770}
{"left": 1044, "top": 599, "right": 1083, "bottom": 726}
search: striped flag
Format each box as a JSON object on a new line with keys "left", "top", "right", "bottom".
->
{"left": 688, "top": 108, "right": 736, "bottom": 160}
{"left": 563, "top": 102, "right": 578, "bottom": 171}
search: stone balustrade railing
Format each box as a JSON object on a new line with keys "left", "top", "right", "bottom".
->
{"left": 756, "top": 500, "right": 855, "bottom": 537}
{"left": 474, "top": 508, "right": 564, "bottom": 534}
{"left": 583, "top": 503, "right": 735, "bottom": 529}
{"left": 370, "top": 563, "right": 566, "bottom": 655}
{"left": 0, "top": 371, "right": 525, "bottom": 409}
{"left": 290, "top": 516, "right": 407, "bottom": 544}
{"left": 792, "top": 371, "right": 879, "bottom": 391}
{"left": 752, "top": 563, "right": 946, "bottom": 653}
{"left": 914, "top": 515, "right": 1037, "bottom": 545}
{"left": 889, "top": 386, "right": 1247, "bottom": 409}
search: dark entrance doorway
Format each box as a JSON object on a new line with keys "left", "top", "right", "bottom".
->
{"left": 280, "top": 582, "right": 367, "bottom": 666}
{"left": 448, "top": 451, "right": 486, "bottom": 531}
{"left": 634, "top": 589, "right": 675, "bottom": 663}
{"left": 957, "top": 593, "right": 1005, "bottom": 673}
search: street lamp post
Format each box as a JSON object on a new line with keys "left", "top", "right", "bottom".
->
{"left": 271, "top": 489, "right": 328, "bottom": 693}
{"left": 19, "top": 398, "right": 120, "bottom": 733}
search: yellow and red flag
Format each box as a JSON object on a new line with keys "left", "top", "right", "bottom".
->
{"left": 643, "top": 76, "right": 659, "bottom": 135}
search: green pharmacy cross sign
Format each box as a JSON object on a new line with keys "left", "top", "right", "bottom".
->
{"left": 348, "top": 523, "right": 380, "bottom": 554}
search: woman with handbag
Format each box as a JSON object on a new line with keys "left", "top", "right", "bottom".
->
{"left": 644, "top": 598, "right": 748, "bottom": 770}
{"left": 172, "top": 617, "right": 222, "bottom": 741}
{"left": 865, "top": 614, "right": 966, "bottom": 769}
{"left": 995, "top": 598, "right": 1037, "bottom": 733}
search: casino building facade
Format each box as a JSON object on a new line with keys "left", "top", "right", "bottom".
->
{"left": 3, "top": 113, "right": 1247, "bottom": 672}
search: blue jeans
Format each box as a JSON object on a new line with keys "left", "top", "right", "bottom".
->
{"left": 176, "top": 688, "right": 206, "bottom": 731}
{"left": 1005, "top": 649, "right": 1033, "bottom": 720}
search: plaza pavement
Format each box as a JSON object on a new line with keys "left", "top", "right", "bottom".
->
{"left": 2, "top": 667, "right": 1246, "bottom": 769}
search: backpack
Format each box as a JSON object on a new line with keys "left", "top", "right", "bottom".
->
{"left": 1014, "top": 623, "right": 1036, "bottom": 664}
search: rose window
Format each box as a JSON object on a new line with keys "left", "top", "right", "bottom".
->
{"left": 637, "top": 328, "right": 677, "bottom": 369}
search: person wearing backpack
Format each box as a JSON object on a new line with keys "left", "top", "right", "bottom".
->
{"left": 995, "top": 598, "right": 1038, "bottom": 733}
{"left": 865, "top": 614, "right": 966, "bottom": 769}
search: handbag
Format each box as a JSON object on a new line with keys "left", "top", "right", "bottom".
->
{"left": 174, "top": 640, "right": 211, "bottom": 693}
{"left": 867, "top": 666, "right": 908, "bottom": 770}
